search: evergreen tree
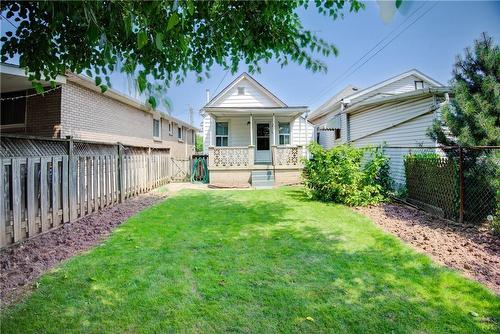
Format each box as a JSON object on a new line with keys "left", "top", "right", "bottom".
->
{"left": 428, "top": 33, "right": 499, "bottom": 147}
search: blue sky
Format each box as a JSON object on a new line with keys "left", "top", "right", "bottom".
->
{"left": 2, "top": 1, "right": 499, "bottom": 127}
{"left": 162, "top": 0, "right": 500, "bottom": 126}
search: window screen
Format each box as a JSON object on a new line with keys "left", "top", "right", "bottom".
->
{"left": 216, "top": 122, "right": 228, "bottom": 147}
{"left": 153, "top": 119, "right": 160, "bottom": 138}
{"left": 278, "top": 122, "right": 290, "bottom": 145}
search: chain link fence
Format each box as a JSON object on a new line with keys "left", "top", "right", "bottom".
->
{"left": 382, "top": 146, "right": 499, "bottom": 225}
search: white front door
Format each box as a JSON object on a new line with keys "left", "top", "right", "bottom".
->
{"left": 255, "top": 123, "right": 271, "bottom": 163}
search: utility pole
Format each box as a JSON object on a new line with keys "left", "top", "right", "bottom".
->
{"left": 188, "top": 105, "right": 194, "bottom": 126}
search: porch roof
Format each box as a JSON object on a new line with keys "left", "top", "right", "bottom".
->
{"left": 203, "top": 106, "right": 308, "bottom": 117}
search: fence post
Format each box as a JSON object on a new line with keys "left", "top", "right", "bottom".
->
{"left": 458, "top": 146, "right": 465, "bottom": 224}
{"left": 148, "top": 147, "right": 152, "bottom": 190}
{"left": 67, "top": 136, "right": 77, "bottom": 222}
{"left": 117, "top": 143, "right": 125, "bottom": 203}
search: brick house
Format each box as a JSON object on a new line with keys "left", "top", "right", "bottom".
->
{"left": 1, "top": 63, "right": 197, "bottom": 158}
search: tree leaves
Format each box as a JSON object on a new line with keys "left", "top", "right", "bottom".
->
{"left": 0, "top": 1, "right": 364, "bottom": 96}
{"left": 137, "top": 31, "right": 148, "bottom": 50}
{"left": 155, "top": 33, "right": 164, "bottom": 50}
{"left": 167, "top": 13, "right": 180, "bottom": 32}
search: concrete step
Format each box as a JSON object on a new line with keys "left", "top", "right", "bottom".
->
{"left": 252, "top": 180, "right": 275, "bottom": 189}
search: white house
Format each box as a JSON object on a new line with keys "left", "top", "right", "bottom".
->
{"left": 201, "top": 73, "right": 314, "bottom": 187}
{"left": 309, "top": 69, "right": 450, "bottom": 186}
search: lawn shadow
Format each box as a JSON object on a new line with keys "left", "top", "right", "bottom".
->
{"left": 1, "top": 189, "right": 499, "bottom": 334}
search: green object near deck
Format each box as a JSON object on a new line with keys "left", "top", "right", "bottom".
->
{"left": 191, "top": 156, "right": 209, "bottom": 184}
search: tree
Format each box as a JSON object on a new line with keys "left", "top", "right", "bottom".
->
{"left": 0, "top": 0, "right": 363, "bottom": 106}
{"left": 428, "top": 33, "right": 500, "bottom": 147}
{"left": 195, "top": 134, "right": 203, "bottom": 152}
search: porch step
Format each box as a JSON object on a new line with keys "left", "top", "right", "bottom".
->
{"left": 251, "top": 170, "right": 275, "bottom": 189}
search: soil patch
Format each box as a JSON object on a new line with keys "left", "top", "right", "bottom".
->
{"left": 355, "top": 203, "right": 500, "bottom": 294}
{"left": 0, "top": 193, "right": 167, "bottom": 308}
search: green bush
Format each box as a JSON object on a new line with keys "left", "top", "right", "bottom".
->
{"left": 303, "top": 143, "right": 392, "bottom": 206}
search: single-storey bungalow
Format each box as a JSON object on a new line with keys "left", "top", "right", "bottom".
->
{"left": 309, "top": 69, "right": 450, "bottom": 186}
{"left": 201, "top": 73, "right": 314, "bottom": 187}
{"left": 0, "top": 63, "right": 197, "bottom": 159}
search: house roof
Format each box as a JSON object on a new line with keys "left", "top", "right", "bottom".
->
{"left": 310, "top": 69, "right": 445, "bottom": 126}
{"left": 204, "top": 72, "right": 288, "bottom": 108}
{"left": 308, "top": 84, "right": 359, "bottom": 122}
{"left": 344, "top": 69, "right": 444, "bottom": 103}
{"left": 0, "top": 63, "right": 198, "bottom": 131}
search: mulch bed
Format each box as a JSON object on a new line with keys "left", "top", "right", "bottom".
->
{"left": 355, "top": 203, "right": 500, "bottom": 294}
{"left": 0, "top": 193, "right": 167, "bottom": 308}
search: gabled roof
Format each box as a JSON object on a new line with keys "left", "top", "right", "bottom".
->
{"left": 344, "top": 69, "right": 444, "bottom": 103}
{"left": 204, "top": 72, "right": 287, "bottom": 108}
{"left": 309, "top": 84, "right": 359, "bottom": 122}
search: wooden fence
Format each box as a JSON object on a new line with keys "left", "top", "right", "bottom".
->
{"left": 0, "top": 136, "right": 191, "bottom": 248}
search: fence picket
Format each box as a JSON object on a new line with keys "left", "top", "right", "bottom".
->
{"left": 40, "top": 157, "right": 49, "bottom": 232}
{"left": 51, "top": 157, "right": 59, "bottom": 227}
{"left": 62, "top": 156, "right": 69, "bottom": 223}
{"left": 87, "top": 157, "right": 92, "bottom": 213}
{"left": 27, "top": 158, "right": 36, "bottom": 237}
{"left": 0, "top": 136, "right": 173, "bottom": 248}
{"left": 0, "top": 159, "right": 5, "bottom": 247}
{"left": 12, "top": 159, "right": 22, "bottom": 242}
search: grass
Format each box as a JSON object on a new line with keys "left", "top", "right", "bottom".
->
{"left": 1, "top": 187, "right": 499, "bottom": 333}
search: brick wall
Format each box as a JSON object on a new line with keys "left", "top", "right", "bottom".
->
{"left": 60, "top": 81, "right": 194, "bottom": 158}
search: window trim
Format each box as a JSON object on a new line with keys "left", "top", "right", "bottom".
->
{"left": 153, "top": 118, "right": 161, "bottom": 141}
{"left": 278, "top": 122, "right": 291, "bottom": 146}
{"left": 215, "top": 121, "right": 229, "bottom": 147}
{"left": 177, "top": 126, "right": 183, "bottom": 142}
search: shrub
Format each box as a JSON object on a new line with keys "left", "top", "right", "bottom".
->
{"left": 303, "top": 143, "right": 392, "bottom": 206}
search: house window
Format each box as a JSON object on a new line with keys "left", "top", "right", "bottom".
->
{"left": 168, "top": 122, "right": 173, "bottom": 135}
{"left": 334, "top": 128, "right": 341, "bottom": 140}
{"left": 191, "top": 130, "right": 195, "bottom": 144}
{"left": 1, "top": 91, "right": 26, "bottom": 127}
{"left": 215, "top": 122, "right": 228, "bottom": 147}
{"left": 153, "top": 119, "right": 161, "bottom": 139}
{"left": 177, "top": 126, "right": 182, "bottom": 140}
{"left": 278, "top": 122, "right": 290, "bottom": 145}
{"left": 237, "top": 87, "right": 245, "bottom": 95}
{"left": 414, "top": 80, "right": 424, "bottom": 90}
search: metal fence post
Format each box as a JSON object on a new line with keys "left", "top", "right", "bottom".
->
{"left": 117, "top": 143, "right": 125, "bottom": 203}
{"left": 458, "top": 146, "right": 465, "bottom": 224}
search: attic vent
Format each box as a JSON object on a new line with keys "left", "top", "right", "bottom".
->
{"left": 414, "top": 80, "right": 424, "bottom": 90}
{"left": 237, "top": 87, "right": 245, "bottom": 95}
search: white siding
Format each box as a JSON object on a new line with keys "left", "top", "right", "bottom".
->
{"left": 210, "top": 78, "right": 281, "bottom": 108}
{"left": 202, "top": 114, "right": 213, "bottom": 153}
{"left": 348, "top": 75, "right": 434, "bottom": 104}
{"left": 349, "top": 96, "right": 435, "bottom": 142}
{"left": 291, "top": 116, "right": 314, "bottom": 146}
{"left": 350, "top": 98, "right": 438, "bottom": 187}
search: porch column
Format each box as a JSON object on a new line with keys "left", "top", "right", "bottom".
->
{"left": 249, "top": 114, "right": 253, "bottom": 146}
{"left": 209, "top": 115, "right": 215, "bottom": 147}
{"left": 272, "top": 114, "right": 276, "bottom": 146}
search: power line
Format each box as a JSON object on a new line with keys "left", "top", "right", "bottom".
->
{"left": 308, "top": 2, "right": 437, "bottom": 107}
{"left": 0, "top": 14, "right": 18, "bottom": 29}
{"left": 212, "top": 68, "right": 230, "bottom": 97}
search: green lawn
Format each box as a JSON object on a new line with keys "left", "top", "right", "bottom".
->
{"left": 1, "top": 187, "right": 499, "bottom": 333}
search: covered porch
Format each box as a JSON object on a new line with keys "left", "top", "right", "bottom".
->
{"left": 205, "top": 107, "right": 308, "bottom": 169}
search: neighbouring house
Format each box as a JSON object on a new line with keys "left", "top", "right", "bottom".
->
{"left": 201, "top": 72, "right": 314, "bottom": 187}
{"left": 0, "top": 63, "right": 197, "bottom": 159}
{"left": 309, "top": 69, "right": 450, "bottom": 186}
